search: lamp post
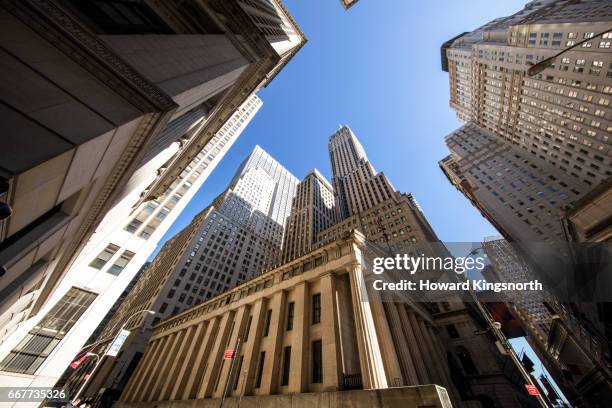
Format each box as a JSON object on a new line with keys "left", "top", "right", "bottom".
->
{"left": 527, "top": 28, "right": 612, "bottom": 76}
{"left": 71, "top": 309, "right": 155, "bottom": 403}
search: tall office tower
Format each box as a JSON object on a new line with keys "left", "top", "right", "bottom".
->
{"left": 440, "top": 0, "right": 611, "bottom": 237}
{"left": 282, "top": 170, "right": 337, "bottom": 262}
{"left": 63, "top": 146, "right": 298, "bottom": 404}
{"left": 0, "top": 94, "right": 263, "bottom": 397}
{"left": 329, "top": 126, "right": 396, "bottom": 219}
{"left": 440, "top": 123, "right": 585, "bottom": 242}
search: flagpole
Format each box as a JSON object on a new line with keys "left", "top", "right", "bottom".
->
{"left": 220, "top": 337, "right": 241, "bottom": 408}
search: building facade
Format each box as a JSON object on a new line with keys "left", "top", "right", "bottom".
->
{"left": 116, "top": 229, "right": 538, "bottom": 408}
{"left": 440, "top": 0, "right": 611, "bottom": 240}
{"left": 439, "top": 2, "right": 612, "bottom": 404}
{"left": 440, "top": 123, "right": 585, "bottom": 242}
{"left": 282, "top": 169, "right": 337, "bottom": 262}
{"left": 63, "top": 146, "right": 298, "bottom": 405}
{"left": 0, "top": 0, "right": 306, "bottom": 402}
{"left": 0, "top": 94, "right": 263, "bottom": 399}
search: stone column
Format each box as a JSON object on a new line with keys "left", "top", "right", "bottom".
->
{"left": 183, "top": 318, "right": 218, "bottom": 399}
{"left": 259, "top": 290, "right": 286, "bottom": 394}
{"left": 159, "top": 326, "right": 195, "bottom": 400}
{"left": 415, "top": 317, "right": 445, "bottom": 385}
{"left": 121, "top": 338, "right": 160, "bottom": 402}
{"left": 139, "top": 333, "right": 175, "bottom": 401}
{"left": 320, "top": 273, "right": 342, "bottom": 390}
{"left": 385, "top": 301, "right": 419, "bottom": 384}
{"left": 288, "top": 282, "right": 309, "bottom": 393}
{"left": 213, "top": 305, "right": 249, "bottom": 398}
{"left": 199, "top": 311, "right": 235, "bottom": 398}
{"left": 408, "top": 310, "right": 437, "bottom": 383}
{"left": 148, "top": 331, "right": 185, "bottom": 401}
{"left": 170, "top": 321, "right": 206, "bottom": 399}
{"left": 347, "top": 264, "right": 388, "bottom": 389}
{"left": 397, "top": 305, "right": 430, "bottom": 384}
{"left": 240, "top": 298, "right": 266, "bottom": 396}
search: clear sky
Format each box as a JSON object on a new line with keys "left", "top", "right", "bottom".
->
{"left": 154, "top": 0, "right": 531, "bottom": 254}
{"left": 149, "top": 1, "right": 569, "bottom": 401}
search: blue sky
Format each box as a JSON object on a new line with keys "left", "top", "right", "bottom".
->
{"left": 150, "top": 1, "right": 569, "bottom": 401}
{"left": 155, "top": 0, "right": 531, "bottom": 251}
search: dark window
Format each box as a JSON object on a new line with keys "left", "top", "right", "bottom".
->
{"left": 159, "top": 303, "right": 168, "bottom": 313}
{"left": 69, "top": 0, "right": 172, "bottom": 34}
{"left": 312, "top": 340, "right": 323, "bottom": 383}
{"left": 0, "top": 288, "right": 96, "bottom": 374}
{"left": 263, "top": 309, "right": 272, "bottom": 337}
{"left": 255, "top": 351, "right": 266, "bottom": 388}
{"left": 446, "top": 324, "right": 460, "bottom": 339}
{"left": 244, "top": 316, "right": 252, "bottom": 342}
{"left": 312, "top": 294, "right": 321, "bottom": 324}
{"left": 281, "top": 346, "right": 291, "bottom": 386}
{"left": 89, "top": 244, "right": 120, "bottom": 269}
{"left": 286, "top": 302, "right": 295, "bottom": 331}
{"left": 457, "top": 347, "right": 478, "bottom": 374}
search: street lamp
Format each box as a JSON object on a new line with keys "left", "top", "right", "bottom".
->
{"left": 72, "top": 309, "right": 155, "bottom": 403}
{"left": 527, "top": 28, "right": 612, "bottom": 76}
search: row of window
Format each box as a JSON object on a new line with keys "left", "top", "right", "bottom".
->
{"left": 89, "top": 243, "right": 135, "bottom": 275}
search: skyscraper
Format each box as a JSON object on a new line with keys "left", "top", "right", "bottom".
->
{"left": 0, "top": 94, "right": 263, "bottom": 396}
{"left": 439, "top": 2, "right": 612, "bottom": 404}
{"left": 440, "top": 123, "right": 585, "bottom": 242}
{"left": 438, "top": 6, "right": 612, "bottom": 243}
{"left": 282, "top": 169, "right": 337, "bottom": 262}
{"left": 64, "top": 146, "right": 298, "bottom": 404}
{"left": 440, "top": 0, "right": 611, "bottom": 243}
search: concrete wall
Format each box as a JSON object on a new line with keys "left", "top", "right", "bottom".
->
{"left": 114, "top": 385, "right": 453, "bottom": 408}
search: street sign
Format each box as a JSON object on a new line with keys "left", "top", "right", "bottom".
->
{"left": 224, "top": 349, "right": 237, "bottom": 359}
{"left": 106, "top": 329, "right": 131, "bottom": 357}
{"left": 525, "top": 384, "right": 540, "bottom": 396}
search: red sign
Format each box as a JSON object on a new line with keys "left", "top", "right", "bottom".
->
{"left": 525, "top": 384, "right": 540, "bottom": 396}
{"left": 224, "top": 349, "right": 236, "bottom": 359}
{"left": 69, "top": 354, "right": 87, "bottom": 369}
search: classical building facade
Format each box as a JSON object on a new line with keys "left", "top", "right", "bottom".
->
{"left": 0, "top": 0, "right": 305, "bottom": 403}
{"left": 116, "top": 230, "right": 538, "bottom": 408}
{"left": 62, "top": 146, "right": 298, "bottom": 405}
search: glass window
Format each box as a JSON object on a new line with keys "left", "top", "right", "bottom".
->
{"left": 107, "top": 250, "right": 135, "bottom": 275}
{"left": 312, "top": 340, "right": 323, "bottom": 383}
{"left": 0, "top": 287, "right": 96, "bottom": 374}
{"left": 255, "top": 351, "right": 265, "bottom": 388}
{"left": 89, "top": 244, "right": 120, "bottom": 269}
{"left": 312, "top": 294, "right": 321, "bottom": 324}
{"left": 286, "top": 302, "right": 294, "bottom": 331}
{"left": 281, "top": 346, "right": 291, "bottom": 386}
{"left": 263, "top": 309, "right": 272, "bottom": 336}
